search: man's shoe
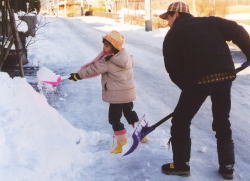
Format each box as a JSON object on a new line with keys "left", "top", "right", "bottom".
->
{"left": 219, "top": 164, "right": 234, "bottom": 180}
{"left": 161, "top": 162, "right": 190, "bottom": 176}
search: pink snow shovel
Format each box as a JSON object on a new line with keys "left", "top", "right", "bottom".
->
{"left": 41, "top": 75, "right": 70, "bottom": 86}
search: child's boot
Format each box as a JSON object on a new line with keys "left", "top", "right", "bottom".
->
{"left": 132, "top": 122, "right": 149, "bottom": 143}
{"left": 111, "top": 131, "right": 127, "bottom": 154}
{"left": 141, "top": 136, "right": 149, "bottom": 143}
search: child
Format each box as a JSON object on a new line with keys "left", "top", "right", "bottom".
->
{"left": 69, "top": 30, "right": 147, "bottom": 154}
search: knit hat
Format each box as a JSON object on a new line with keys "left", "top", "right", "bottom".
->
{"left": 103, "top": 31, "right": 125, "bottom": 50}
{"left": 160, "top": 1, "right": 190, "bottom": 20}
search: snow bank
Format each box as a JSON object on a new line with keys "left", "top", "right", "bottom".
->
{"left": 0, "top": 72, "right": 92, "bottom": 181}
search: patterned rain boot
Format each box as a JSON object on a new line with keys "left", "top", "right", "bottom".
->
{"left": 141, "top": 136, "right": 149, "bottom": 143}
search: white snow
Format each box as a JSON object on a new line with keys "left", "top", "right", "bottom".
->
{"left": 14, "top": 13, "right": 28, "bottom": 33}
{"left": 1, "top": 16, "right": 250, "bottom": 180}
{"left": 198, "top": 146, "right": 208, "bottom": 153}
{"left": 225, "top": 13, "right": 250, "bottom": 20}
{"left": 37, "top": 66, "right": 60, "bottom": 83}
{"left": 18, "top": 11, "right": 37, "bottom": 17}
{"left": 36, "top": 66, "right": 61, "bottom": 92}
{"left": 118, "top": 8, "right": 145, "bottom": 16}
{"left": 0, "top": 73, "right": 84, "bottom": 180}
{"left": 0, "top": 72, "right": 115, "bottom": 181}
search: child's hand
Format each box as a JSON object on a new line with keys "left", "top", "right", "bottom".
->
{"left": 69, "top": 73, "right": 81, "bottom": 81}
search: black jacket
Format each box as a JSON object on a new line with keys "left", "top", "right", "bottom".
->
{"left": 163, "top": 14, "right": 250, "bottom": 89}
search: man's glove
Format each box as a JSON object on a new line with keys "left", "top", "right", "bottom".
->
{"left": 69, "top": 73, "right": 81, "bottom": 81}
{"left": 235, "top": 61, "right": 250, "bottom": 73}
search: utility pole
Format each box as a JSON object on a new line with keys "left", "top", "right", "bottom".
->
{"left": 64, "top": 0, "right": 67, "bottom": 16}
{"left": 80, "top": 0, "right": 84, "bottom": 16}
{"left": 145, "top": 0, "right": 152, "bottom": 31}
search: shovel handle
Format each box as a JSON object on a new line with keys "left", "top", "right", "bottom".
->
{"left": 61, "top": 75, "right": 70, "bottom": 80}
{"left": 150, "top": 69, "right": 245, "bottom": 131}
{"left": 152, "top": 112, "right": 174, "bottom": 130}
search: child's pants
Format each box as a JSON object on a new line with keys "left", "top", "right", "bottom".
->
{"left": 109, "top": 102, "right": 139, "bottom": 132}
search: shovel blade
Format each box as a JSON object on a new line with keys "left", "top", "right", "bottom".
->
{"left": 41, "top": 76, "right": 62, "bottom": 86}
{"left": 123, "top": 115, "right": 154, "bottom": 156}
{"left": 123, "top": 133, "right": 140, "bottom": 156}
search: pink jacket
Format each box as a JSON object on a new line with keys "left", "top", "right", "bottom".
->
{"left": 78, "top": 49, "right": 136, "bottom": 104}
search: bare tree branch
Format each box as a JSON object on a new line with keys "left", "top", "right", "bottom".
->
{"left": 25, "top": 16, "right": 50, "bottom": 48}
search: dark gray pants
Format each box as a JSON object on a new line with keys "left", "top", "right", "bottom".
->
{"left": 171, "top": 81, "right": 234, "bottom": 166}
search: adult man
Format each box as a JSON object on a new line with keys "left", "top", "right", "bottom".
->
{"left": 160, "top": 1, "right": 250, "bottom": 179}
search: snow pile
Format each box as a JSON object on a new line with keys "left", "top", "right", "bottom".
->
{"left": 36, "top": 66, "right": 61, "bottom": 92}
{"left": 37, "top": 66, "right": 60, "bottom": 83}
{"left": 14, "top": 13, "right": 28, "bottom": 33}
{"left": 18, "top": 11, "right": 37, "bottom": 17}
{"left": 0, "top": 72, "right": 90, "bottom": 181}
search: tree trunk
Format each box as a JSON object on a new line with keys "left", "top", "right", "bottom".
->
{"left": 6, "top": 0, "right": 25, "bottom": 77}
{"left": 0, "top": 36, "right": 14, "bottom": 69}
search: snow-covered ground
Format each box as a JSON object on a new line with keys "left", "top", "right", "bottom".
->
{"left": 1, "top": 16, "right": 250, "bottom": 181}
